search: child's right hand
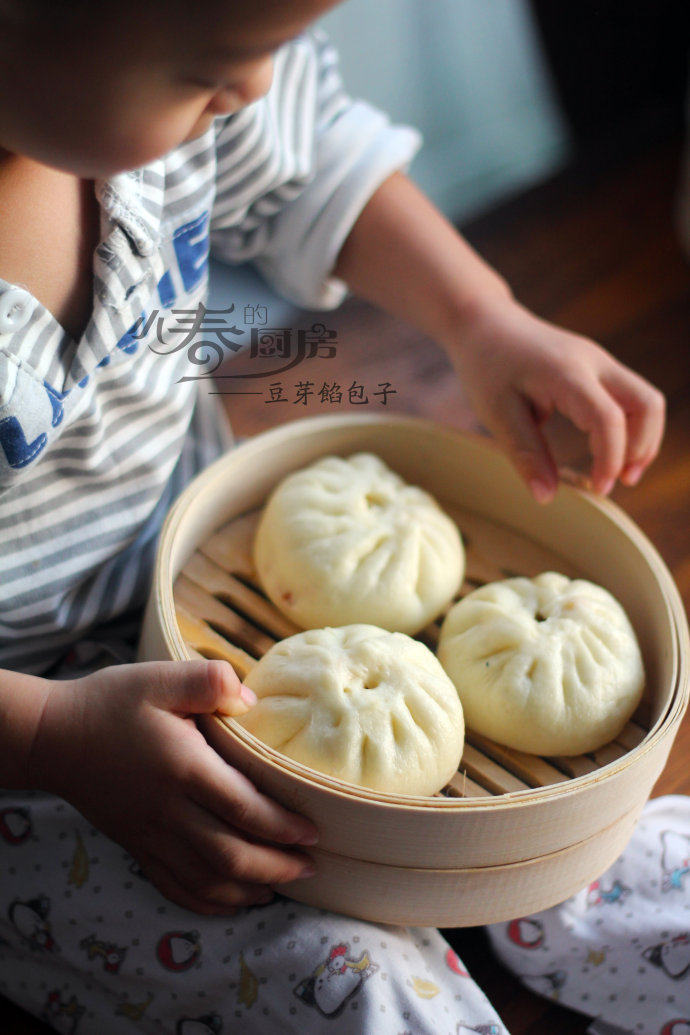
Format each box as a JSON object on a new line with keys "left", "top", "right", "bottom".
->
{"left": 28, "top": 660, "right": 318, "bottom": 914}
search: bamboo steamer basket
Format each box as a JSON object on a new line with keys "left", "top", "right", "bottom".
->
{"left": 138, "top": 414, "right": 689, "bottom": 926}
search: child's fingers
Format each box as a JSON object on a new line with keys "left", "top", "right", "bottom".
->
{"left": 188, "top": 745, "right": 319, "bottom": 847}
{"left": 181, "top": 799, "right": 316, "bottom": 886}
{"left": 141, "top": 860, "right": 230, "bottom": 916}
{"left": 483, "top": 391, "right": 559, "bottom": 503}
{"left": 135, "top": 851, "right": 231, "bottom": 916}
{"left": 553, "top": 378, "right": 627, "bottom": 494}
{"left": 143, "top": 659, "right": 256, "bottom": 716}
{"left": 137, "top": 850, "right": 272, "bottom": 915}
{"left": 599, "top": 366, "right": 666, "bottom": 485}
{"left": 149, "top": 836, "right": 275, "bottom": 907}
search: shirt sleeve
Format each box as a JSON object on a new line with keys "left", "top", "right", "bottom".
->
{"left": 209, "top": 30, "right": 421, "bottom": 310}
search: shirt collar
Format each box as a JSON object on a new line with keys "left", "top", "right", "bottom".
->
{"left": 95, "top": 159, "right": 166, "bottom": 257}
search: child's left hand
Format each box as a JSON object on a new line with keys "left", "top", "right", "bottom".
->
{"left": 446, "top": 295, "right": 666, "bottom": 502}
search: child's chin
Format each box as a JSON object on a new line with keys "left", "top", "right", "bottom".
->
{"left": 183, "top": 114, "right": 219, "bottom": 144}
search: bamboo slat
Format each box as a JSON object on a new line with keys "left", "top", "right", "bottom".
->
{"left": 459, "top": 745, "right": 531, "bottom": 795}
{"left": 590, "top": 742, "right": 627, "bottom": 767}
{"left": 465, "top": 731, "right": 570, "bottom": 787}
{"left": 175, "top": 606, "right": 256, "bottom": 678}
{"left": 614, "top": 720, "right": 648, "bottom": 751}
{"left": 201, "top": 510, "right": 259, "bottom": 579}
{"left": 183, "top": 551, "right": 301, "bottom": 640}
{"left": 174, "top": 573, "right": 274, "bottom": 657}
{"left": 546, "top": 754, "right": 599, "bottom": 778}
{"left": 445, "top": 771, "right": 493, "bottom": 798}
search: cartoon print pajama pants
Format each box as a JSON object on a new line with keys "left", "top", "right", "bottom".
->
{"left": 0, "top": 790, "right": 506, "bottom": 1035}
{"left": 487, "top": 795, "right": 690, "bottom": 1035}
{"left": 2, "top": 631, "right": 689, "bottom": 1035}
{"left": 4, "top": 789, "right": 690, "bottom": 1035}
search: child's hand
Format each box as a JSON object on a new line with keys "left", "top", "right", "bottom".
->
{"left": 333, "top": 170, "right": 665, "bottom": 500}
{"left": 28, "top": 660, "right": 318, "bottom": 914}
{"left": 448, "top": 297, "right": 665, "bottom": 502}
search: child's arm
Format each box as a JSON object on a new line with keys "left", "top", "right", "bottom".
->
{"left": 0, "top": 661, "right": 317, "bottom": 912}
{"left": 335, "top": 171, "right": 666, "bottom": 502}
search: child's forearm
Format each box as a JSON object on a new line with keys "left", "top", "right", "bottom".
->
{"left": 0, "top": 668, "right": 52, "bottom": 788}
{"left": 334, "top": 170, "right": 665, "bottom": 499}
{"left": 334, "top": 170, "right": 512, "bottom": 348}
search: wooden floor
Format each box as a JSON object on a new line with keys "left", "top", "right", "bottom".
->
{"left": 3, "top": 133, "right": 688, "bottom": 1032}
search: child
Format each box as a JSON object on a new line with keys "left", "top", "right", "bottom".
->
{"left": 0, "top": 0, "right": 665, "bottom": 1031}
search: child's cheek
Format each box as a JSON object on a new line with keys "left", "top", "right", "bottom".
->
{"left": 97, "top": 103, "right": 208, "bottom": 174}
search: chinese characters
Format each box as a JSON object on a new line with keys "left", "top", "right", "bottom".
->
{"left": 142, "top": 303, "right": 398, "bottom": 404}
{"left": 221, "top": 380, "right": 398, "bottom": 407}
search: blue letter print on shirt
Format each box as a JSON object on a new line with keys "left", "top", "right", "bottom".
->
{"left": 0, "top": 213, "right": 209, "bottom": 471}
{"left": 1, "top": 380, "right": 76, "bottom": 468}
{"left": 173, "top": 211, "right": 210, "bottom": 292}
{"left": 116, "top": 318, "right": 144, "bottom": 355}
{"left": 157, "top": 271, "right": 176, "bottom": 309}
{"left": 43, "top": 381, "right": 71, "bottom": 428}
{"left": 0, "top": 416, "right": 47, "bottom": 469}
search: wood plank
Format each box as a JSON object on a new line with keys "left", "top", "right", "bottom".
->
{"left": 201, "top": 510, "right": 260, "bottom": 578}
{"left": 614, "top": 720, "right": 648, "bottom": 751}
{"left": 445, "top": 771, "right": 494, "bottom": 798}
{"left": 465, "top": 730, "right": 570, "bottom": 787}
{"left": 175, "top": 605, "right": 257, "bottom": 678}
{"left": 183, "top": 550, "right": 301, "bottom": 640}
{"left": 174, "top": 573, "right": 275, "bottom": 656}
{"left": 589, "top": 742, "right": 627, "bottom": 767}
{"left": 546, "top": 753, "right": 599, "bottom": 778}
{"left": 460, "top": 744, "right": 531, "bottom": 794}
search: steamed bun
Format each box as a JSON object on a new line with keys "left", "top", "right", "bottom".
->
{"left": 237, "top": 624, "right": 465, "bottom": 795}
{"left": 437, "top": 572, "right": 644, "bottom": 756}
{"left": 254, "top": 453, "right": 464, "bottom": 635}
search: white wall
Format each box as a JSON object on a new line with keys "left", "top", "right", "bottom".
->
{"left": 210, "top": 0, "right": 571, "bottom": 316}
{"left": 320, "top": 0, "right": 571, "bottom": 219}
